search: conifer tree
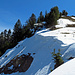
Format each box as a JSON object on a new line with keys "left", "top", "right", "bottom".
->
{"left": 14, "top": 19, "right": 22, "bottom": 33}
{"left": 8, "top": 29, "right": 11, "bottom": 36}
{"left": 59, "top": 12, "right": 62, "bottom": 18}
{"left": 62, "top": 10, "right": 68, "bottom": 16}
{"left": 7, "top": 29, "right": 11, "bottom": 40}
{"left": 39, "top": 11, "right": 44, "bottom": 22}
{"left": 52, "top": 49, "right": 64, "bottom": 69}
{"left": 0, "top": 32, "right": 3, "bottom": 40}
{"left": 13, "top": 19, "right": 22, "bottom": 42}
{"left": 49, "top": 11, "right": 57, "bottom": 26}
{"left": 29, "top": 13, "right": 36, "bottom": 29}
{"left": 37, "top": 18, "right": 41, "bottom": 23}
{"left": 45, "top": 6, "right": 59, "bottom": 27}
{"left": 45, "top": 10, "right": 49, "bottom": 22}
{"left": 50, "top": 6, "right": 59, "bottom": 20}
{"left": 4, "top": 29, "right": 7, "bottom": 39}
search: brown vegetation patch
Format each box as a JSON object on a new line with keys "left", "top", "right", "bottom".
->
{"left": 66, "top": 24, "right": 75, "bottom": 27}
{"left": 61, "top": 16, "right": 75, "bottom": 22}
{"left": 61, "top": 32, "right": 70, "bottom": 34}
{"left": 0, "top": 53, "right": 33, "bottom": 74}
{"left": 68, "top": 57, "right": 75, "bottom": 60}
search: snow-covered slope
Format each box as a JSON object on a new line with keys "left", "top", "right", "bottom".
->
{"left": 62, "top": 43, "right": 75, "bottom": 59}
{"left": 56, "top": 18, "right": 75, "bottom": 28}
{"left": 49, "top": 58, "right": 75, "bottom": 75}
{"left": 0, "top": 18, "right": 75, "bottom": 75}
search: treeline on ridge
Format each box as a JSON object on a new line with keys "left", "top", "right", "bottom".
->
{"left": 0, "top": 6, "right": 68, "bottom": 56}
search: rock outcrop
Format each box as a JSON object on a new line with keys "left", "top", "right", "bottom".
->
{"left": 0, "top": 53, "right": 33, "bottom": 74}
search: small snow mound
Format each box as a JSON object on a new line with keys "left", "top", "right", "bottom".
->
{"left": 62, "top": 43, "right": 75, "bottom": 59}
{"left": 71, "top": 17, "right": 75, "bottom": 19}
{"left": 56, "top": 18, "right": 75, "bottom": 28}
{"left": 56, "top": 18, "right": 72, "bottom": 28}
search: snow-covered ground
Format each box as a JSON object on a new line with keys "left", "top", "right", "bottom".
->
{"left": 49, "top": 58, "right": 75, "bottom": 75}
{"left": 0, "top": 18, "right": 75, "bottom": 75}
{"left": 56, "top": 18, "right": 75, "bottom": 28}
{"left": 71, "top": 17, "right": 75, "bottom": 19}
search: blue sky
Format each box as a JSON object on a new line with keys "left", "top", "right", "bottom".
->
{"left": 0, "top": 0, "right": 75, "bottom": 32}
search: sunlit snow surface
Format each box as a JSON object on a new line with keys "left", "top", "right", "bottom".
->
{"left": 56, "top": 18, "right": 75, "bottom": 28}
{"left": 0, "top": 18, "right": 75, "bottom": 75}
{"left": 49, "top": 58, "right": 75, "bottom": 75}
{"left": 71, "top": 17, "right": 75, "bottom": 19}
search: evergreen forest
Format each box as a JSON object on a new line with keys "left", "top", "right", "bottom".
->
{"left": 0, "top": 6, "right": 68, "bottom": 56}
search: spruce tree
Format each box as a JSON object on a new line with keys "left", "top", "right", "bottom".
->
{"left": 39, "top": 11, "right": 44, "bottom": 22}
{"left": 52, "top": 49, "right": 64, "bottom": 69}
{"left": 59, "top": 12, "right": 62, "bottom": 18}
{"left": 13, "top": 19, "right": 22, "bottom": 42}
{"left": 62, "top": 10, "right": 68, "bottom": 16}
{"left": 37, "top": 18, "right": 41, "bottom": 23}
{"left": 7, "top": 29, "right": 11, "bottom": 40}
{"left": 45, "top": 10, "right": 49, "bottom": 22}
{"left": 46, "top": 6, "right": 59, "bottom": 27}
{"left": 29, "top": 13, "right": 36, "bottom": 29}
{"left": 4, "top": 29, "right": 7, "bottom": 39}
{"left": 49, "top": 11, "right": 57, "bottom": 26}
{"left": 50, "top": 6, "right": 59, "bottom": 20}
{"left": 0, "top": 32, "right": 3, "bottom": 40}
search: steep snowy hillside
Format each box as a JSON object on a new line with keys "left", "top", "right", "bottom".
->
{"left": 0, "top": 17, "right": 75, "bottom": 75}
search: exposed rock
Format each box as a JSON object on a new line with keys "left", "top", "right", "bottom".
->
{"left": 33, "top": 53, "right": 36, "bottom": 55}
{"left": 0, "top": 54, "right": 33, "bottom": 74}
{"left": 68, "top": 57, "right": 75, "bottom": 60}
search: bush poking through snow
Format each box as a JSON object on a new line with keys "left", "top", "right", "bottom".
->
{"left": 64, "top": 35, "right": 66, "bottom": 37}
{"left": 66, "top": 24, "right": 75, "bottom": 27}
{"left": 68, "top": 57, "right": 75, "bottom": 60}
{"left": 5, "top": 55, "right": 7, "bottom": 58}
{"left": 50, "top": 67, "right": 53, "bottom": 72}
{"left": 51, "top": 49, "right": 64, "bottom": 69}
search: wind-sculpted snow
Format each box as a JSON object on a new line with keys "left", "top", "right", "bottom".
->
{"left": 62, "top": 43, "right": 75, "bottom": 59}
